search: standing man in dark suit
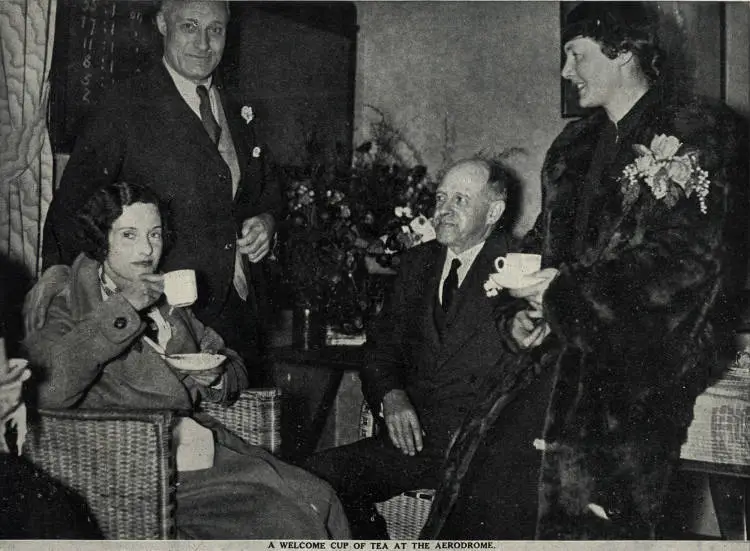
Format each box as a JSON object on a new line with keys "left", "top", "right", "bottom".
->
{"left": 35, "top": 0, "right": 278, "bottom": 387}
{"left": 303, "top": 158, "right": 535, "bottom": 539}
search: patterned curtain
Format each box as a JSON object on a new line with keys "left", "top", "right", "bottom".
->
{"left": 0, "top": 0, "right": 57, "bottom": 279}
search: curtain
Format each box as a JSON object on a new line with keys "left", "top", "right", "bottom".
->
{"left": 0, "top": 0, "right": 56, "bottom": 280}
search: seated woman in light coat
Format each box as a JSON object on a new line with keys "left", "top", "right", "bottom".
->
{"left": 23, "top": 181, "right": 350, "bottom": 539}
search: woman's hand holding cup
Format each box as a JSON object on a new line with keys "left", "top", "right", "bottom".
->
{"left": 120, "top": 274, "right": 164, "bottom": 311}
{"left": 510, "top": 307, "right": 551, "bottom": 349}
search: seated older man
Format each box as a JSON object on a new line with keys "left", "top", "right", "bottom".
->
{"left": 302, "top": 157, "right": 553, "bottom": 539}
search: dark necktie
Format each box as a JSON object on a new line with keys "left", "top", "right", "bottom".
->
{"left": 196, "top": 85, "right": 221, "bottom": 145}
{"left": 442, "top": 258, "right": 461, "bottom": 312}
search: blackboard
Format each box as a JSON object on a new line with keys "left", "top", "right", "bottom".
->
{"left": 51, "top": 0, "right": 161, "bottom": 153}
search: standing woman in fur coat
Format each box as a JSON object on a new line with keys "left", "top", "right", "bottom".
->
{"left": 509, "top": 2, "right": 749, "bottom": 539}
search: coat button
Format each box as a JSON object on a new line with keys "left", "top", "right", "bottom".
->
{"left": 114, "top": 317, "right": 127, "bottom": 329}
{"left": 224, "top": 242, "right": 234, "bottom": 251}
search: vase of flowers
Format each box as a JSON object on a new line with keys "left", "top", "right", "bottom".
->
{"left": 274, "top": 109, "right": 438, "bottom": 339}
{"left": 291, "top": 302, "right": 326, "bottom": 350}
{"left": 278, "top": 163, "right": 368, "bottom": 343}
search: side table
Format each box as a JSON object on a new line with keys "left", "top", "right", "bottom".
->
{"left": 680, "top": 365, "right": 750, "bottom": 539}
{"left": 269, "top": 345, "right": 364, "bottom": 461}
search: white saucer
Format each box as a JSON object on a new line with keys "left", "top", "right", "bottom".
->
{"left": 488, "top": 271, "right": 545, "bottom": 290}
{"left": 163, "top": 353, "right": 226, "bottom": 372}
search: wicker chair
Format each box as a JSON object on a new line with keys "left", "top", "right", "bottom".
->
{"left": 22, "top": 388, "right": 281, "bottom": 539}
{"left": 358, "top": 401, "right": 435, "bottom": 540}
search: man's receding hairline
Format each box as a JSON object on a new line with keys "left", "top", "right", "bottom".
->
{"left": 160, "top": 0, "right": 230, "bottom": 21}
{"left": 443, "top": 159, "right": 501, "bottom": 196}
{"left": 445, "top": 159, "right": 490, "bottom": 181}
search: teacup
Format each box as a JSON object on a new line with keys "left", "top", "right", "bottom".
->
{"left": 493, "top": 253, "right": 542, "bottom": 279}
{"left": 163, "top": 269, "right": 198, "bottom": 308}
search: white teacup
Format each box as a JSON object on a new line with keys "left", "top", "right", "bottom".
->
{"left": 163, "top": 269, "right": 198, "bottom": 308}
{"left": 493, "top": 253, "right": 542, "bottom": 279}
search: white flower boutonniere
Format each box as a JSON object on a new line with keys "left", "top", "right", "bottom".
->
{"left": 394, "top": 205, "right": 413, "bottom": 218}
{"left": 620, "top": 133, "right": 710, "bottom": 214}
{"left": 252, "top": 146, "right": 261, "bottom": 158}
{"left": 241, "top": 106, "right": 254, "bottom": 124}
{"left": 483, "top": 278, "right": 501, "bottom": 298}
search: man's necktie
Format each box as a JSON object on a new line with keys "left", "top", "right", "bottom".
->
{"left": 196, "top": 85, "right": 221, "bottom": 145}
{"left": 442, "top": 258, "right": 461, "bottom": 312}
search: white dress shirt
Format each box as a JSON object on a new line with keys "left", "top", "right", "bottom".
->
{"left": 438, "top": 240, "right": 486, "bottom": 305}
{"left": 162, "top": 58, "right": 218, "bottom": 120}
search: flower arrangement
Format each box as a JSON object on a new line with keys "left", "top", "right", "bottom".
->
{"left": 346, "top": 158, "right": 437, "bottom": 270}
{"left": 620, "top": 134, "right": 710, "bottom": 213}
{"left": 277, "top": 162, "right": 397, "bottom": 334}
{"left": 278, "top": 164, "right": 357, "bottom": 305}
{"left": 275, "top": 110, "right": 439, "bottom": 335}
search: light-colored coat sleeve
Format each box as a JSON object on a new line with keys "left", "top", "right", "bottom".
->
{"left": 23, "top": 290, "right": 144, "bottom": 408}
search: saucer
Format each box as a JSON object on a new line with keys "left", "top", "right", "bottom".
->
{"left": 163, "top": 353, "right": 226, "bottom": 372}
{"left": 488, "top": 271, "right": 546, "bottom": 290}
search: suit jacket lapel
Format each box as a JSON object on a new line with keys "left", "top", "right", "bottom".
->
{"left": 215, "top": 81, "right": 250, "bottom": 185}
{"left": 148, "top": 64, "right": 228, "bottom": 163}
{"left": 436, "top": 234, "right": 511, "bottom": 368}
{"left": 421, "top": 245, "right": 446, "bottom": 352}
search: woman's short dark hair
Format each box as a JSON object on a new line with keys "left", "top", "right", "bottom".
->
{"left": 77, "top": 181, "right": 172, "bottom": 263}
{"left": 562, "top": 1, "right": 664, "bottom": 84}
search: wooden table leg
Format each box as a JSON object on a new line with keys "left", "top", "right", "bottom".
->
{"left": 709, "top": 473, "right": 748, "bottom": 540}
{"left": 272, "top": 361, "right": 344, "bottom": 461}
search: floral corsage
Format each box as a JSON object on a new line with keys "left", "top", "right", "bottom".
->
{"left": 620, "top": 134, "right": 710, "bottom": 214}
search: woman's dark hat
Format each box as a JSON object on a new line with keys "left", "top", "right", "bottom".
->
{"left": 562, "top": 1, "right": 658, "bottom": 47}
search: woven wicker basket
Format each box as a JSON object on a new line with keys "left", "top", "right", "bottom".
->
{"left": 376, "top": 490, "right": 434, "bottom": 540}
{"left": 359, "top": 401, "right": 435, "bottom": 539}
{"left": 680, "top": 367, "right": 750, "bottom": 468}
{"left": 202, "top": 387, "right": 282, "bottom": 454}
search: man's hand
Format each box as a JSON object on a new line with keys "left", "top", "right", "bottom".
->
{"left": 23, "top": 265, "right": 71, "bottom": 335}
{"left": 510, "top": 308, "right": 551, "bottom": 349}
{"left": 382, "top": 389, "right": 424, "bottom": 456}
{"left": 237, "top": 213, "right": 275, "bottom": 263}
{"left": 508, "top": 267, "right": 559, "bottom": 309}
{"left": 120, "top": 274, "right": 164, "bottom": 311}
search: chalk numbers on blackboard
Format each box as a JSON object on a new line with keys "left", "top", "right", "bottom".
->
{"left": 79, "top": 0, "right": 126, "bottom": 104}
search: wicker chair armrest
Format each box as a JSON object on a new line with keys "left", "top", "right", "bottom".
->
{"left": 23, "top": 408, "right": 177, "bottom": 540}
{"left": 201, "top": 388, "right": 282, "bottom": 454}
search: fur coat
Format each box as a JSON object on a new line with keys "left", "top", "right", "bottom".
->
{"left": 529, "top": 88, "right": 749, "bottom": 539}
